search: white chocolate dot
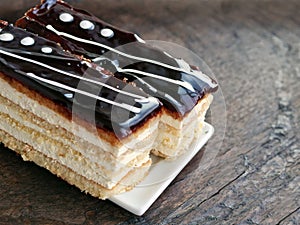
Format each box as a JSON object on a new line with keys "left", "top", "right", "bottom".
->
{"left": 64, "top": 93, "right": 73, "bottom": 98}
{"left": 20, "top": 37, "right": 35, "bottom": 46}
{"left": 41, "top": 47, "right": 53, "bottom": 54}
{"left": 79, "top": 20, "right": 95, "bottom": 30}
{"left": 59, "top": 13, "right": 74, "bottom": 23}
{"left": 0, "top": 33, "right": 14, "bottom": 42}
{"left": 100, "top": 28, "right": 114, "bottom": 38}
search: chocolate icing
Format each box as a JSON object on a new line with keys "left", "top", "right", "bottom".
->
{"left": 0, "top": 21, "right": 160, "bottom": 138}
{"left": 16, "top": 0, "right": 218, "bottom": 117}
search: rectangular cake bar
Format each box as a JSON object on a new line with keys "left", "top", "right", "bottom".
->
{"left": 16, "top": 0, "right": 218, "bottom": 159}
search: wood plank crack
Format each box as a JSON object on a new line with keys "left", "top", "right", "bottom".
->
{"left": 277, "top": 207, "right": 300, "bottom": 225}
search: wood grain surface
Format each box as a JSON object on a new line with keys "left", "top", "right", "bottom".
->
{"left": 0, "top": 0, "right": 299, "bottom": 224}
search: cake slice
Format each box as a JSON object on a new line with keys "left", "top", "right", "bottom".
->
{"left": 16, "top": 0, "right": 218, "bottom": 158}
{"left": 0, "top": 20, "right": 161, "bottom": 199}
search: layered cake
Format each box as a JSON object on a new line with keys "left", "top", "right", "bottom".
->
{"left": 0, "top": 1, "right": 218, "bottom": 199}
{"left": 0, "top": 20, "right": 161, "bottom": 199}
{"left": 17, "top": 0, "right": 218, "bottom": 158}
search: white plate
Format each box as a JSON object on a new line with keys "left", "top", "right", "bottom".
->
{"left": 109, "top": 122, "right": 214, "bottom": 216}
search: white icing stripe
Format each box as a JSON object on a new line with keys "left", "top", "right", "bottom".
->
{"left": 46, "top": 25, "right": 217, "bottom": 89}
{"left": 0, "top": 49, "right": 145, "bottom": 100}
{"left": 24, "top": 72, "right": 141, "bottom": 114}
{"left": 134, "top": 34, "right": 146, "bottom": 44}
{"left": 118, "top": 68, "right": 195, "bottom": 92}
{"left": 130, "top": 74, "right": 179, "bottom": 104}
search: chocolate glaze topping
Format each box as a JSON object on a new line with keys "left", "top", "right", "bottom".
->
{"left": 0, "top": 21, "right": 160, "bottom": 138}
{"left": 16, "top": 0, "right": 218, "bottom": 117}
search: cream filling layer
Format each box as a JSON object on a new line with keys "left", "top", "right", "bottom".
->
{"left": 153, "top": 94, "right": 213, "bottom": 158}
{"left": 0, "top": 110, "right": 150, "bottom": 189}
{"left": 0, "top": 93, "right": 155, "bottom": 169}
{"left": 153, "top": 120, "right": 199, "bottom": 158}
{"left": 160, "top": 94, "right": 212, "bottom": 129}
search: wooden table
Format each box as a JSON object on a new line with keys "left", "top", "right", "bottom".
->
{"left": 0, "top": 0, "right": 299, "bottom": 224}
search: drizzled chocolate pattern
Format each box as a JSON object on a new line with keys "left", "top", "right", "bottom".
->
{"left": 16, "top": 0, "right": 218, "bottom": 117}
{"left": 0, "top": 21, "right": 160, "bottom": 138}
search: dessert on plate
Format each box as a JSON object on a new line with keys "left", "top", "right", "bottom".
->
{"left": 0, "top": 0, "right": 217, "bottom": 200}
{"left": 17, "top": 0, "right": 218, "bottom": 158}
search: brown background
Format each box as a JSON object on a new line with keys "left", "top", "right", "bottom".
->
{"left": 0, "top": 0, "right": 299, "bottom": 224}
